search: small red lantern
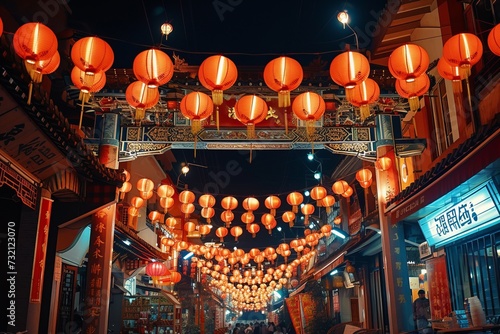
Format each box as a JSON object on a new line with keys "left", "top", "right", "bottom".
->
{"left": 215, "top": 226, "right": 228, "bottom": 242}
{"left": 247, "top": 223, "right": 260, "bottom": 238}
{"left": 263, "top": 56, "right": 303, "bottom": 108}
{"left": 221, "top": 196, "right": 238, "bottom": 210}
{"left": 349, "top": 78, "right": 380, "bottom": 121}
{"left": 243, "top": 197, "right": 260, "bottom": 213}
{"left": 71, "top": 67, "right": 107, "bottom": 104}
{"left": 395, "top": 73, "right": 430, "bottom": 111}
{"left": 241, "top": 212, "right": 255, "bottom": 224}
{"left": 265, "top": 195, "right": 281, "bottom": 216}
{"left": 230, "top": 226, "right": 243, "bottom": 241}
{"left": 321, "top": 195, "right": 336, "bottom": 214}
{"left": 301, "top": 203, "right": 315, "bottom": 225}
{"left": 71, "top": 36, "right": 114, "bottom": 75}
{"left": 146, "top": 262, "right": 168, "bottom": 278}
{"left": 125, "top": 81, "right": 159, "bottom": 124}
{"left": 234, "top": 95, "right": 268, "bottom": 138}
{"left": 180, "top": 91, "right": 214, "bottom": 134}
{"left": 310, "top": 186, "right": 327, "bottom": 206}
{"left": 221, "top": 210, "right": 235, "bottom": 227}
{"left": 375, "top": 156, "right": 392, "bottom": 171}
{"left": 287, "top": 192, "right": 303, "bottom": 213}
{"left": 329, "top": 51, "right": 370, "bottom": 100}
{"left": 292, "top": 92, "right": 325, "bottom": 138}
{"left": 332, "top": 180, "right": 349, "bottom": 195}
{"left": 282, "top": 211, "right": 296, "bottom": 227}
{"left": 13, "top": 22, "right": 58, "bottom": 64}
{"left": 437, "top": 58, "right": 464, "bottom": 94}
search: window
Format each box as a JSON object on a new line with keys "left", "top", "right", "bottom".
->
{"left": 429, "top": 79, "right": 453, "bottom": 159}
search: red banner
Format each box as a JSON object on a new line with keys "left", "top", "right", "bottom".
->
{"left": 285, "top": 295, "right": 303, "bottom": 334}
{"left": 30, "top": 197, "right": 53, "bottom": 302}
{"left": 427, "top": 256, "right": 452, "bottom": 319}
{"left": 300, "top": 293, "right": 316, "bottom": 330}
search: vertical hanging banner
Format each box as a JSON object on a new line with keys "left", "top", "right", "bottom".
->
{"left": 30, "top": 197, "right": 53, "bottom": 302}
{"left": 426, "top": 256, "right": 452, "bottom": 319}
{"left": 285, "top": 294, "right": 303, "bottom": 334}
{"left": 299, "top": 293, "right": 316, "bottom": 331}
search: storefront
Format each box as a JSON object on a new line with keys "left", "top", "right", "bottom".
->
{"left": 386, "top": 117, "right": 500, "bottom": 327}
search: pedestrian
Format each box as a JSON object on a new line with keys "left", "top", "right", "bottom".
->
{"left": 413, "top": 289, "right": 431, "bottom": 333}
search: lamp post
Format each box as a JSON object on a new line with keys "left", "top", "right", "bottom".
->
{"left": 337, "top": 10, "right": 359, "bottom": 50}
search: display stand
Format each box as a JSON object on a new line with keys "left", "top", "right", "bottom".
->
{"left": 122, "top": 292, "right": 181, "bottom": 334}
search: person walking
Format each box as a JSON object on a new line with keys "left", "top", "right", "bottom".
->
{"left": 413, "top": 289, "right": 431, "bottom": 333}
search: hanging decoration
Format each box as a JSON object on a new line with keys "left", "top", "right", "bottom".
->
{"left": 234, "top": 95, "right": 268, "bottom": 139}
{"left": 332, "top": 180, "right": 349, "bottom": 195}
{"left": 388, "top": 43, "right": 429, "bottom": 83}
{"left": 287, "top": 191, "right": 304, "bottom": 213}
{"left": 230, "top": 226, "right": 243, "bottom": 241}
{"left": 329, "top": 51, "right": 370, "bottom": 101}
{"left": 349, "top": 78, "right": 380, "bottom": 121}
{"left": 263, "top": 56, "right": 303, "bottom": 133}
{"left": 13, "top": 22, "right": 58, "bottom": 104}
{"left": 321, "top": 195, "right": 336, "bottom": 214}
{"left": 292, "top": 91, "right": 326, "bottom": 142}
{"left": 301, "top": 203, "right": 315, "bottom": 225}
{"left": 180, "top": 91, "right": 214, "bottom": 157}
{"left": 488, "top": 23, "right": 500, "bottom": 56}
{"left": 310, "top": 185, "right": 327, "bottom": 207}
{"left": 437, "top": 58, "right": 465, "bottom": 94}
{"left": 24, "top": 51, "right": 60, "bottom": 85}
{"left": 157, "top": 184, "right": 175, "bottom": 214}
{"left": 125, "top": 81, "right": 160, "bottom": 125}
{"left": 179, "top": 189, "right": 195, "bottom": 219}
{"left": 215, "top": 226, "right": 228, "bottom": 242}
{"left": 442, "top": 33, "right": 483, "bottom": 78}
{"left": 282, "top": 211, "right": 296, "bottom": 227}
{"left": 133, "top": 48, "right": 174, "bottom": 88}
{"left": 395, "top": 73, "right": 430, "bottom": 112}
{"left": 264, "top": 195, "right": 281, "bottom": 216}
{"left": 198, "top": 55, "right": 238, "bottom": 130}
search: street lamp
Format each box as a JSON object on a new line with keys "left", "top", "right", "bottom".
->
{"left": 337, "top": 10, "right": 359, "bottom": 50}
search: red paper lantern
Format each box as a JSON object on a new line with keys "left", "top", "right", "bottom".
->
{"left": 180, "top": 91, "right": 214, "bottom": 133}
{"left": 437, "top": 58, "right": 464, "bottom": 94}
{"left": 282, "top": 211, "right": 296, "bottom": 227}
{"left": 247, "top": 223, "right": 260, "bottom": 237}
{"left": 264, "top": 195, "right": 281, "bottom": 216}
{"left": 125, "top": 81, "right": 159, "bottom": 123}
{"left": 243, "top": 197, "right": 260, "bottom": 213}
{"left": 234, "top": 95, "right": 268, "bottom": 138}
{"left": 388, "top": 44, "right": 429, "bottom": 82}
{"left": 13, "top": 22, "right": 58, "bottom": 64}
{"left": 332, "top": 180, "right": 349, "bottom": 195}
{"left": 198, "top": 55, "right": 237, "bottom": 105}
{"left": 291, "top": 92, "right": 325, "bottom": 138}
{"left": 198, "top": 194, "right": 216, "bottom": 208}
{"left": 342, "top": 186, "right": 354, "bottom": 198}
{"left": 71, "top": 36, "right": 114, "bottom": 75}
{"left": 488, "top": 23, "right": 500, "bottom": 56}
{"left": 221, "top": 210, "right": 235, "bottom": 227}
{"left": 170, "top": 271, "right": 182, "bottom": 283}
{"left": 301, "top": 203, "right": 315, "bottom": 225}
{"left": 230, "top": 226, "right": 243, "bottom": 241}
{"left": 263, "top": 56, "right": 303, "bottom": 107}
{"left": 241, "top": 212, "right": 255, "bottom": 224}
{"left": 286, "top": 192, "right": 303, "bottom": 213}
{"left": 146, "top": 262, "right": 168, "bottom": 278}
{"left": 215, "top": 226, "right": 228, "bottom": 242}
{"left": 395, "top": 73, "right": 430, "bottom": 111}
{"left": 71, "top": 67, "right": 107, "bottom": 103}
{"left": 356, "top": 168, "right": 372, "bottom": 183}
{"left": 310, "top": 185, "right": 327, "bottom": 207}
{"left": 329, "top": 51, "right": 370, "bottom": 100}
{"left": 133, "top": 48, "right": 174, "bottom": 88}
{"left": 375, "top": 156, "right": 392, "bottom": 171}
{"left": 25, "top": 51, "right": 60, "bottom": 84}
{"left": 321, "top": 195, "right": 336, "bottom": 214}
{"left": 349, "top": 78, "right": 380, "bottom": 121}
{"left": 201, "top": 207, "right": 215, "bottom": 224}
{"left": 221, "top": 196, "right": 238, "bottom": 210}
{"left": 443, "top": 33, "right": 483, "bottom": 78}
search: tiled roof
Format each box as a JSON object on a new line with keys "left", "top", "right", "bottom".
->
{"left": 0, "top": 62, "right": 124, "bottom": 188}
{"left": 386, "top": 113, "right": 500, "bottom": 207}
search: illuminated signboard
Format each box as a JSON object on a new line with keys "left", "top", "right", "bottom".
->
{"left": 419, "top": 182, "right": 500, "bottom": 248}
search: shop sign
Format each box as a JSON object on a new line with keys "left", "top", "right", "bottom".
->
{"left": 419, "top": 182, "right": 500, "bottom": 248}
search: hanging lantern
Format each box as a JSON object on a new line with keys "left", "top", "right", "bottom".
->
{"left": 301, "top": 203, "right": 315, "bottom": 225}
{"left": 264, "top": 195, "right": 281, "bottom": 216}
{"left": 230, "top": 226, "right": 243, "bottom": 241}
{"left": 133, "top": 48, "right": 174, "bottom": 88}
{"left": 180, "top": 91, "right": 214, "bottom": 134}
{"left": 181, "top": 203, "right": 195, "bottom": 218}
{"left": 24, "top": 51, "right": 60, "bottom": 84}
{"left": 241, "top": 212, "right": 255, "bottom": 225}
{"left": 243, "top": 197, "right": 260, "bottom": 214}
{"left": 200, "top": 207, "right": 215, "bottom": 224}
{"left": 146, "top": 262, "right": 169, "bottom": 278}
{"left": 71, "top": 36, "right": 114, "bottom": 75}
{"left": 118, "top": 181, "right": 132, "bottom": 200}
{"left": 310, "top": 186, "right": 327, "bottom": 207}
{"left": 199, "top": 224, "right": 212, "bottom": 235}
{"left": 388, "top": 43, "right": 429, "bottom": 82}
{"left": 199, "top": 194, "right": 216, "bottom": 208}
{"left": 221, "top": 196, "right": 238, "bottom": 211}
{"left": 13, "top": 22, "right": 59, "bottom": 105}
{"left": 320, "top": 224, "right": 332, "bottom": 237}
{"left": 125, "top": 81, "right": 160, "bottom": 124}
{"left": 71, "top": 67, "right": 107, "bottom": 104}
{"left": 0, "top": 17, "right": 3, "bottom": 37}
{"left": 159, "top": 197, "right": 174, "bottom": 213}
{"left": 263, "top": 56, "right": 303, "bottom": 133}
{"left": 165, "top": 217, "right": 178, "bottom": 229}
{"left": 375, "top": 156, "right": 392, "bottom": 171}
{"left": 321, "top": 195, "right": 336, "bottom": 214}
{"left": 198, "top": 55, "right": 238, "bottom": 130}
{"left": 329, "top": 51, "right": 370, "bottom": 100}
{"left": 292, "top": 92, "right": 325, "bottom": 139}
{"left": 342, "top": 186, "right": 354, "bottom": 198}
{"left": 282, "top": 211, "right": 296, "bottom": 227}
{"left": 349, "top": 78, "right": 380, "bottom": 121}
{"left": 332, "top": 180, "right": 349, "bottom": 195}
{"left": 184, "top": 221, "right": 196, "bottom": 233}
{"left": 359, "top": 179, "right": 373, "bottom": 189}
{"left": 179, "top": 189, "right": 195, "bottom": 219}
{"left": 488, "top": 23, "right": 500, "bottom": 56}
{"left": 137, "top": 178, "right": 155, "bottom": 200}
{"left": 130, "top": 196, "right": 144, "bottom": 208}
{"left": 221, "top": 210, "right": 235, "bottom": 228}
{"left": 437, "top": 58, "right": 465, "bottom": 94}
{"left": 356, "top": 168, "right": 372, "bottom": 183}
{"left": 395, "top": 73, "right": 430, "bottom": 112}
{"left": 334, "top": 216, "right": 342, "bottom": 225}
{"left": 215, "top": 226, "right": 228, "bottom": 242}
{"left": 287, "top": 192, "right": 303, "bottom": 213}
{"left": 443, "top": 33, "right": 483, "bottom": 78}
{"left": 234, "top": 95, "right": 268, "bottom": 139}
{"left": 157, "top": 184, "right": 175, "bottom": 198}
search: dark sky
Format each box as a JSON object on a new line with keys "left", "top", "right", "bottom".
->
{"left": 67, "top": 0, "right": 387, "bottom": 67}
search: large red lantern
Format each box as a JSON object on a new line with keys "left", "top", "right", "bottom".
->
{"left": 198, "top": 55, "right": 238, "bottom": 130}
{"left": 234, "top": 95, "right": 268, "bottom": 138}
{"left": 442, "top": 33, "right": 483, "bottom": 78}
{"left": 395, "top": 73, "right": 430, "bottom": 111}
{"left": 243, "top": 197, "right": 260, "bottom": 213}
{"left": 292, "top": 92, "right": 325, "bottom": 138}
{"left": 263, "top": 56, "right": 303, "bottom": 108}
{"left": 388, "top": 44, "right": 429, "bottom": 82}
{"left": 146, "top": 262, "right": 169, "bottom": 278}
{"left": 332, "top": 180, "right": 349, "bottom": 195}
{"left": 310, "top": 186, "right": 327, "bottom": 206}
{"left": 71, "top": 67, "right": 107, "bottom": 127}
{"left": 264, "top": 195, "right": 281, "bottom": 216}
{"left": 287, "top": 192, "right": 303, "bottom": 213}
{"left": 125, "top": 81, "right": 160, "bottom": 124}
{"left": 180, "top": 91, "right": 214, "bottom": 133}
{"left": 71, "top": 36, "right": 114, "bottom": 75}
{"left": 488, "top": 23, "right": 500, "bottom": 56}
{"left": 329, "top": 51, "right": 370, "bottom": 100}
{"left": 349, "top": 78, "right": 380, "bottom": 121}
{"left": 133, "top": 48, "right": 174, "bottom": 88}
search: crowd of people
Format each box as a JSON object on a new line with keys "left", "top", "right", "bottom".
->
{"left": 227, "top": 321, "right": 288, "bottom": 334}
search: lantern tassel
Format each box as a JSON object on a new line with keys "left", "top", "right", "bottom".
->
{"left": 247, "top": 123, "right": 255, "bottom": 139}
{"left": 306, "top": 120, "right": 315, "bottom": 140}
{"left": 216, "top": 105, "right": 220, "bottom": 132}
{"left": 346, "top": 87, "right": 355, "bottom": 102}
{"left": 360, "top": 105, "right": 370, "bottom": 122}
{"left": 278, "top": 90, "right": 291, "bottom": 108}
{"left": 452, "top": 80, "right": 462, "bottom": 94}
{"left": 284, "top": 109, "right": 288, "bottom": 134}
{"left": 409, "top": 96, "right": 419, "bottom": 112}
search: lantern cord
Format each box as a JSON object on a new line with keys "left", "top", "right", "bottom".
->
{"left": 141, "top": 0, "right": 155, "bottom": 45}
{"left": 79, "top": 102, "right": 85, "bottom": 129}
{"left": 284, "top": 109, "right": 288, "bottom": 134}
{"left": 27, "top": 81, "right": 33, "bottom": 105}
{"left": 216, "top": 105, "right": 220, "bottom": 132}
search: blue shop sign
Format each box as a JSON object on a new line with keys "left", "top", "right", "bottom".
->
{"left": 419, "top": 181, "right": 500, "bottom": 248}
